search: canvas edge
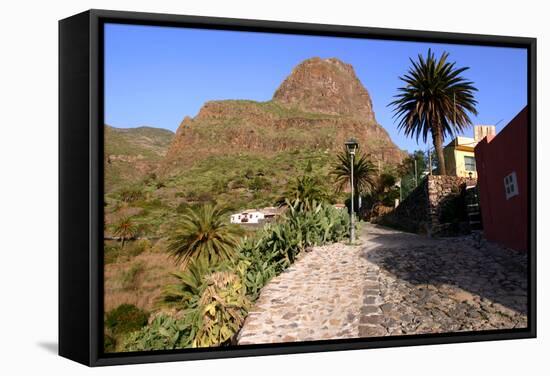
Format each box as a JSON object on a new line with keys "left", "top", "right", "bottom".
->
{"left": 58, "top": 8, "right": 537, "bottom": 367}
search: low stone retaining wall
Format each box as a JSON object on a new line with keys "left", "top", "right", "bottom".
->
{"left": 376, "top": 175, "right": 477, "bottom": 236}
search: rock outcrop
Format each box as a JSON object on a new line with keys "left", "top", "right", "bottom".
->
{"left": 273, "top": 57, "right": 376, "bottom": 122}
{"left": 161, "top": 57, "right": 405, "bottom": 173}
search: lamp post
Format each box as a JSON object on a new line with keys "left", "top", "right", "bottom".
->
{"left": 345, "top": 138, "right": 359, "bottom": 243}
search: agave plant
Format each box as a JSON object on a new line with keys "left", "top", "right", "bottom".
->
{"left": 389, "top": 49, "right": 478, "bottom": 175}
{"left": 167, "top": 204, "right": 243, "bottom": 268}
{"left": 191, "top": 270, "right": 250, "bottom": 347}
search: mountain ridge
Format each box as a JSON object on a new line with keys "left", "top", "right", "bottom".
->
{"left": 161, "top": 57, "right": 404, "bottom": 174}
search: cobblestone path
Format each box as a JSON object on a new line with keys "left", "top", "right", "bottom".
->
{"left": 237, "top": 223, "right": 528, "bottom": 345}
{"left": 237, "top": 242, "right": 368, "bottom": 344}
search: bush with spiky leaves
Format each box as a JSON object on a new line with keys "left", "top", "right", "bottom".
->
{"left": 190, "top": 270, "right": 250, "bottom": 347}
{"left": 131, "top": 261, "right": 250, "bottom": 351}
{"left": 167, "top": 204, "right": 244, "bottom": 268}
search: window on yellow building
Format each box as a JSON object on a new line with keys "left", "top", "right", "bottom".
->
{"left": 464, "top": 156, "right": 476, "bottom": 171}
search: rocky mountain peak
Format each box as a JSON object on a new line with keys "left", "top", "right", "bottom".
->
{"left": 272, "top": 57, "right": 376, "bottom": 122}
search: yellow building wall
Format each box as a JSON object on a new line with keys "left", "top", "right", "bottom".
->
{"left": 444, "top": 147, "right": 477, "bottom": 178}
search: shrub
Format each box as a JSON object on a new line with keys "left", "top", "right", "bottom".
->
{"left": 120, "top": 261, "right": 145, "bottom": 290}
{"left": 123, "top": 315, "right": 193, "bottom": 351}
{"left": 127, "top": 239, "right": 150, "bottom": 257}
{"left": 104, "top": 243, "right": 122, "bottom": 264}
{"left": 247, "top": 176, "right": 271, "bottom": 192}
{"left": 104, "top": 333, "right": 117, "bottom": 352}
{"left": 105, "top": 304, "right": 149, "bottom": 337}
{"left": 190, "top": 270, "right": 250, "bottom": 347}
{"left": 228, "top": 177, "right": 247, "bottom": 189}
{"left": 159, "top": 257, "right": 209, "bottom": 308}
{"left": 237, "top": 237, "right": 279, "bottom": 301}
{"left": 119, "top": 187, "right": 144, "bottom": 203}
{"left": 154, "top": 260, "right": 250, "bottom": 349}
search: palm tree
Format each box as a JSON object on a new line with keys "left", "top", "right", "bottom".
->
{"left": 167, "top": 204, "right": 243, "bottom": 268}
{"left": 277, "top": 175, "right": 329, "bottom": 207}
{"left": 389, "top": 49, "right": 478, "bottom": 175}
{"left": 111, "top": 216, "right": 138, "bottom": 249}
{"left": 331, "top": 148, "right": 377, "bottom": 195}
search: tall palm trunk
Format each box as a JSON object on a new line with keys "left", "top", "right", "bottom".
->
{"left": 432, "top": 125, "right": 447, "bottom": 175}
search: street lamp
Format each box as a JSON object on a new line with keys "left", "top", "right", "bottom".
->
{"left": 345, "top": 138, "right": 358, "bottom": 243}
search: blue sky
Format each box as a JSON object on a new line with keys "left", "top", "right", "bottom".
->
{"left": 104, "top": 23, "right": 527, "bottom": 153}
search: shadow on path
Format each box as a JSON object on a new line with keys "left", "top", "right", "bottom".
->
{"left": 361, "top": 225, "right": 527, "bottom": 315}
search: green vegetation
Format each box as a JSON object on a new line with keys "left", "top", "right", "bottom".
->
{"left": 104, "top": 239, "right": 149, "bottom": 264}
{"left": 331, "top": 148, "right": 378, "bottom": 213}
{"left": 120, "top": 261, "right": 145, "bottom": 290}
{"left": 106, "top": 304, "right": 149, "bottom": 336}
{"left": 398, "top": 150, "right": 430, "bottom": 198}
{"left": 104, "top": 303, "right": 149, "bottom": 351}
{"left": 110, "top": 217, "right": 139, "bottom": 249}
{"left": 104, "top": 126, "right": 174, "bottom": 190}
{"left": 278, "top": 175, "right": 330, "bottom": 207}
{"left": 105, "top": 126, "right": 174, "bottom": 158}
{"left": 103, "top": 118, "right": 398, "bottom": 353}
{"left": 332, "top": 148, "right": 377, "bottom": 195}
{"left": 166, "top": 204, "right": 244, "bottom": 268}
{"left": 389, "top": 49, "right": 478, "bottom": 175}
{"left": 117, "top": 199, "right": 350, "bottom": 352}
{"left": 128, "top": 261, "right": 250, "bottom": 349}
{"left": 119, "top": 187, "right": 145, "bottom": 203}
{"left": 361, "top": 173, "right": 400, "bottom": 213}
{"left": 123, "top": 315, "right": 193, "bottom": 351}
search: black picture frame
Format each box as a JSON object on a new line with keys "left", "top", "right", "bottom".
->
{"left": 59, "top": 9, "right": 537, "bottom": 367}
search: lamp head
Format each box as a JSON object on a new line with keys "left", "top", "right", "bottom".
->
{"left": 345, "top": 138, "right": 359, "bottom": 155}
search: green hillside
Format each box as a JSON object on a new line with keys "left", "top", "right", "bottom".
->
{"left": 104, "top": 125, "right": 174, "bottom": 191}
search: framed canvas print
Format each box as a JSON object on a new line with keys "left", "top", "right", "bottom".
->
{"left": 59, "top": 9, "right": 537, "bottom": 366}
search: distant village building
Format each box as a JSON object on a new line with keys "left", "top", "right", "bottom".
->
{"left": 230, "top": 207, "right": 282, "bottom": 224}
{"left": 443, "top": 125, "right": 496, "bottom": 178}
{"left": 475, "top": 107, "right": 528, "bottom": 252}
{"left": 230, "top": 210, "right": 264, "bottom": 224}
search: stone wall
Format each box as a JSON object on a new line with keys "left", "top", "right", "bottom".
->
{"left": 376, "top": 175, "right": 477, "bottom": 236}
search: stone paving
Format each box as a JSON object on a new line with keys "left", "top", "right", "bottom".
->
{"left": 237, "top": 242, "right": 368, "bottom": 344}
{"left": 237, "top": 223, "right": 528, "bottom": 345}
{"left": 358, "top": 225, "right": 527, "bottom": 337}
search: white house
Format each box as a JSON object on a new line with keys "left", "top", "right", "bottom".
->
{"left": 230, "top": 210, "right": 265, "bottom": 224}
